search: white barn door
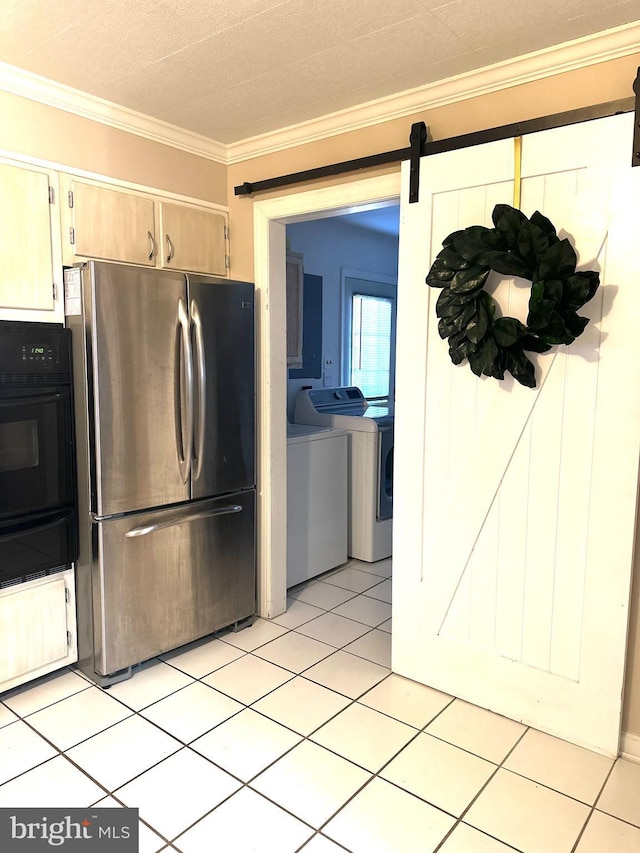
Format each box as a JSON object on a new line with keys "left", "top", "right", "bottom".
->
{"left": 393, "top": 113, "right": 640, "bottom": 755}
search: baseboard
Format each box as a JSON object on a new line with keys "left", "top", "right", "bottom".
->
{"left": 620, "top": 731, "right": 640, "bottom": 763}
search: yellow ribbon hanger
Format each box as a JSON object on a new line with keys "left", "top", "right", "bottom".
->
{"left": 513, "top": 136, "right": 522, "bottom": 210}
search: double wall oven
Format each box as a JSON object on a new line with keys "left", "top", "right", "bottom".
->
{"left": 0, "top": 322, "right": 78, "bottom": 587}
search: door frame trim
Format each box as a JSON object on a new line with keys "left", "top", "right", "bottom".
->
{"left": 252, "top": 173, "right": 401, "bottom": 618}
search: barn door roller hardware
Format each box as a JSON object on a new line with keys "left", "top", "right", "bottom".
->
{"left": 234, "top": 121, "right": 427, "bottom": 203}
{"left": 235, "top": 89, "right": 637, "bottom": 201}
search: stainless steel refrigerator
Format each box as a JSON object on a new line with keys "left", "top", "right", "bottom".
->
{"left": 66, "top": 261, "right": 256, "bottom": 686}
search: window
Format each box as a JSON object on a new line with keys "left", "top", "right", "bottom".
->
{"left": 342, "top": 272, "right": 397, "bottom": 401}
{"left": 351, "top": 294, "right": 393, "bottom": 398}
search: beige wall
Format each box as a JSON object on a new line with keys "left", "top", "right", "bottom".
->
{"left": 0, "top": 90, "right": 227, "bottom": 204}
{"left": 227, "top": 51, "right": 640, "bottom": 739}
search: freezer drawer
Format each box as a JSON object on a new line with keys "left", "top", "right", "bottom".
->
{"left": 92, "top": 491, "right": 255, "bottom": 676}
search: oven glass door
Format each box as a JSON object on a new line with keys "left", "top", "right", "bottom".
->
{"left": 0, "top": 507, "right": 77, "bottom": 585}
{"left": 0, "top": 388, "right": 74, "bottom": 519}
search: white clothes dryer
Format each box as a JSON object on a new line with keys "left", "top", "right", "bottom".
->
{"left": 294, "top": 387, "right": 393, "bottom": 562}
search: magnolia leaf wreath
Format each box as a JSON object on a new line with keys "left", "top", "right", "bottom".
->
{"left": 426, "top": 203, "right": 600, "bottom": 388}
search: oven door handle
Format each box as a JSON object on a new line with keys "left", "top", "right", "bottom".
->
{"left": 0, "top": 508, "right": 73, "bottom": 541}
{"left": 0, "top": 391, "right": 65, "bottom": 408}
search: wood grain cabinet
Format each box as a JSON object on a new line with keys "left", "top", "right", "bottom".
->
{"left": 0, "top": 159, "right": 62, "bottom": 317}
{"left": 159, "top": 201, "right": 228, "bottom": 276}
{"left": 65, "top": 179, "right": 157, "bottom": 266}
{"left": 62, "top": 177, "right": 229, "bottom": 276}
{"left": 0, "top": 569, "right": 77, "bottom": 693}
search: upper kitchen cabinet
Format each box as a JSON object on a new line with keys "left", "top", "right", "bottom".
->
{"left": 0, "top": 159, "right": 62, "bottom": 320}
{"left": 159, "top": 202, "right": 228, "bottom": 276}
{"left": 61, "top": 176, "right": 229, "bottom": 276}
{"left": 63, "top": 178, "right": 157, "bottom": 267}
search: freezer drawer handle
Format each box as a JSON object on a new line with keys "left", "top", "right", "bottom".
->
{"left": 125, "top": 504, "right": 242, "bottom": 537}
{"left": 191, "top": 298, "right": 207, "bottom": 482}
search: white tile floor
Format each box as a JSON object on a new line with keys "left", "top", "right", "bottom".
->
{"left": 1, "top": 558, "right": 640, "bottom": 852}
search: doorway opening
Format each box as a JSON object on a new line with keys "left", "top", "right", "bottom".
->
{"left": 252, "top": 173, "right": 401, "bottom": 620}
{"left": 284, "top": 206, "right": 399, "bottom": 592}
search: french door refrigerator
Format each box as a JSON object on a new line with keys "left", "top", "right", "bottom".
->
{"left": 66, "top": 261, "right": 256, "bottom": 686}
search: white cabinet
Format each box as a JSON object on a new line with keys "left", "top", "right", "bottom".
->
{"left": 159, "top": 201, "right": 228, "bottom": 276}
{"left": 65, "top": 179, "right": 157, "bottom": 267}
{"left": 0, "top": 569, "right": 77, "bottom": 693}
{"left": 0, "top": 159, "right": 63, "bottom": 322}
{"left": 62, "top": 177, "right": 229, "bottom": 276}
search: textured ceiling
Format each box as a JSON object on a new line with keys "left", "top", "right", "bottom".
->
{"left": 1, "top": 0, "right": 639, "bottom": 144}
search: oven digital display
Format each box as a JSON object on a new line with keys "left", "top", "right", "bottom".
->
{"left": 21, "top": 343, "right": 55, "bottom": 363}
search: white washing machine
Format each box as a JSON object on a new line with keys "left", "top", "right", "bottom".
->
{"left": 294, "top": 387, "right": 393, "bottom": 562}
{"left": 286, "top": 423, "right": 348, "bottom": 588}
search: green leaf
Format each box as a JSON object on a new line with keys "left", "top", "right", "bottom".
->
{"left": 519, "top": 334, "right": 552, "bottom": 354}
{"left": 438, "top": 316, "right": 458, "bottom": 339}
{"left": 527, "top": 298, "right": 555, "bottom": 330}
{"left": 426, "top": 248, "right": 469, "bottom": 287}
{"left": 442, "top": 229, "right": 465, "bottom": 249}
{"left": 536, "top": 238, "right": 577, "bottom": 280}
{"left": 562, "top": 272, "right": 599, "bottom": 310}
{"left": 492, "top": 204, "right": 528, "bottom": 250}
{"left": 449, "top": 333, "right": 472, "bottom": 364}
{"left": 468, "top": 336, "right": 499, "bottom": 376}
{"left": 538, "top": 311, "right": 574, "bottom": 345}
{"left": 449, "top": 266, "right": 489, "bottom": 294}
{"left": 563, "top": 312, "right": 590, "bottom": 338}
{"left": 542, "top": 279, "right": 563, "bottom": 303}
{"left": 517, "top": 221, "right": 550, "bottom": 267}
{"left": 504, "top": 348, "right": 537, "bottom": 387}
{"left": 530, "top": 211, "right": 559, "bottom": 244}
{"left": 452, "top": 226, "right": 505, "bottom": 264}
{"left": 487, "top": 251, "right": 532, "bottom": 278}
{"left": 466, "top": 297, "right": 489, "bottom": 343}
{"left": 493, "top": 317, "right": 527, "bottom": 347}
{"left": 529, "top": 280, "right": 544, "bottom": 306}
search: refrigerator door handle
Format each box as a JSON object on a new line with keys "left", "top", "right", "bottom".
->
{"left": 191, "top": 298, "right": 206, "bottom": 482}
{"left": 175, "top": 297, "right": 194, "bottom": 484}
{"left": 124, "top": 503, "right": 242, "bottom": 537}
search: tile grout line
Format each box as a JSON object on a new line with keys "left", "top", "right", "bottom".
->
{"left": 430, "top": 725, "right": 531, "bottom": 853}
{"left": 568, "top": 759, "right": 620, "bottom": 853}
{"left": 0, "top": 570, "right": 397, "bottom": 845}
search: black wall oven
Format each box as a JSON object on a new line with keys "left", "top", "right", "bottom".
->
{"left": 0, "top": 322, "right": 78, "bottom": 587}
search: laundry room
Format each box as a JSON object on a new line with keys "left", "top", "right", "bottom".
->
{"left": 284, "top": 208, "right": 399, "bottom": 589}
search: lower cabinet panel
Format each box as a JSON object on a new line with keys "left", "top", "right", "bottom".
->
{"left": 0, "top": 568, "right": 77, "bottom": 693}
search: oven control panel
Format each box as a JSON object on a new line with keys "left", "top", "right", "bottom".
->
{"left": 21, "top": 343, "right": 58, "bottom": 365}
{"left": 0, "top": 321, "right": 71, "bottom": 377}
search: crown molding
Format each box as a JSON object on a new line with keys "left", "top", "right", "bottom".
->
{"left": 0, "top": 62, "right": 227, "bottom": 164}
{"left": 1, "top": 21, "right": 639, "bottom": 168}
{"left": 226, "top": 21, "right": 640, "bottom": 164}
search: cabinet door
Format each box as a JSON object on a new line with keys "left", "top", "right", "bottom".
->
{"left": 159, "top": 202, "right": 227, "bottom": 276}
{"left": 70, "top": 180, "right": 156, "bottom": 266}
{"left": 0, "top": 162, "right": 55, "bottom": 311}
{"left": 286, "top": 253, "right": 304, "bottom": 367}
{"left": 0, "top": 569, "right": 77, "bottom": 693}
